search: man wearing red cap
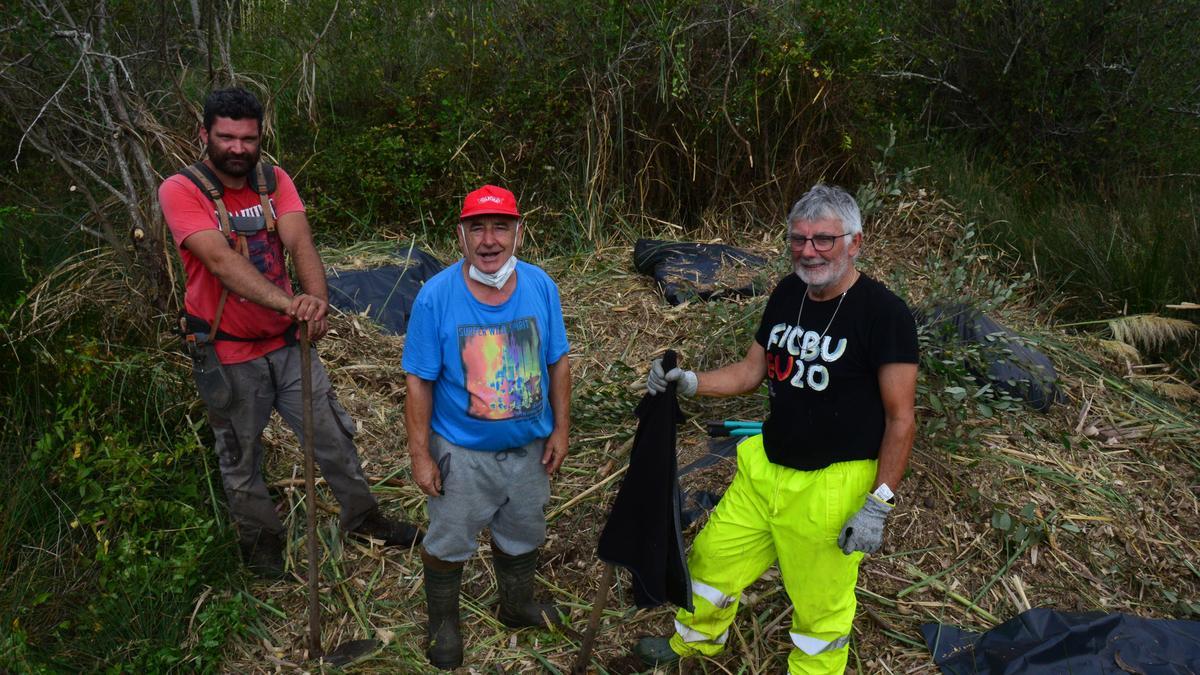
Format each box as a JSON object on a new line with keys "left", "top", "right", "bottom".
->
{"left": 402, "top": 185, "right": 572, "bottom": 670}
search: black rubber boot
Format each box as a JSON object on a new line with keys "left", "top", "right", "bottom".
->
{"left": 350, "top": 508, "right": 424, "bottom": 548}
{"left": 239, "top": 530, "right": 286, "bottom": 580}
{"left": 422, "top": 549, "right": 464, "bottom": 670}
{"left": 492, "top": 547, "right": 564, "bottom": 628}
{"left": 633, "top": 636, "right": 682, "bottom": 666}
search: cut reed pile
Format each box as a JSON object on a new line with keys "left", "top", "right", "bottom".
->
{"left": 200, "top": 188, "right": 1198, "bottom": 673}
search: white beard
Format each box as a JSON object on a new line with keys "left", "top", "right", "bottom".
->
{"left": 794, "top": 254, "right": 850, "bottom": 292}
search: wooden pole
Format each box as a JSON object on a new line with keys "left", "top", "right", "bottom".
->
{"left": 573, "top": 562, "right": 615, "bottom": 674}
{"left": 300, "top": 322, "right": 322, "bottom": 658}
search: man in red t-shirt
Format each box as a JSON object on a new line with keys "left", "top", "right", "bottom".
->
{"left": 160, "top": 87, "right": 421, "bottom": 578}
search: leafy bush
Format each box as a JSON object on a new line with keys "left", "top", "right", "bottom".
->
{"left": 239, "top": 0, "right": 887, "bottom": 247}
{"left": 0, "top": 336, "right": 251, "bottom": 672}
{"left": 0, "top": 205, "right": 61, "bottom": 309}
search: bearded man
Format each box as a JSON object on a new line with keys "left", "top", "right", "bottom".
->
{"left": 159, "top": 87, "right": 421, "bottom": 579}
{"left": 633, "top": 184, "right": 919, "bottom": 674}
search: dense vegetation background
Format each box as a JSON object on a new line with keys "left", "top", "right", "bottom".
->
{"left": 1, "top": 1, "right": 1197, "bottom": 670}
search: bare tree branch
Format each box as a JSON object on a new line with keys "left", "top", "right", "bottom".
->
{"left": 876, "top": 70, "right": 964, "bottom": 94}
{"left": 13, "top": 42, "right": 87, "bottom": 165}
{"left": 721, "top": 4, "right": 754, "bottom": 169}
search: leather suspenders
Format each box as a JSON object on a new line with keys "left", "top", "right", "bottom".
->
{"left": 176, "top": 161, "right": 278, "bottom": 344}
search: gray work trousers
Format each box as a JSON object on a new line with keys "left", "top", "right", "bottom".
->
{"left": 422, "top": 433, "right": 551, "bottom": 562}
{"left": 195, "top": 343, "right": 378, "bottom": 544}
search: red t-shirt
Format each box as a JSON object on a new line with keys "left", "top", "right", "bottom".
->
{"left": 160, "top": 166, "right": 305, "bottom": 364}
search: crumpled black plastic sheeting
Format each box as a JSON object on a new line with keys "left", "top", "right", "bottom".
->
{"left": 923, "top": 608, "right": 1200, "bottom": 674}
{"left": 326, "top": 246, "right": 444, "bottom": 335}
{"left": 915, "top": 303, "right": 1064, "bottom": 412}
{"left": 680, "top": 489, "right": 722, "bottom": 530}
{"left": 634, "top": 239, "right": 769, "bottom": 306}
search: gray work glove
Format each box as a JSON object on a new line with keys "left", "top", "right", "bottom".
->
{"left": 646, "top": 358, "right": 698, "bottom": 397}
{"left": 837, "top": 494, "right": 893, "bottom": 555}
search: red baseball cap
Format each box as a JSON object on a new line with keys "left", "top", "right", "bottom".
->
{"left": 459, "top": 184, "right": 520, "bottom": 220}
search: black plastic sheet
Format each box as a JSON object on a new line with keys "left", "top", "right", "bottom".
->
{"left": 677, "top": 436, "right": 739, "bottom": 528}
{"left": 916, "top": 303, "right": 1064, "bottom": 412}
{"left": 326, "top": 246, "right": 444, "bottom": 335}
{"left": 923, "top": 608, "right": 1200, "bottom": 674}
{"left": 633, "top": 239, "right": 769, "bottom": 306}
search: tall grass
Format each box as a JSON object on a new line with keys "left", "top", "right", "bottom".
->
{"left": 905, "top": 143, "right": 1200, "bottom": 319}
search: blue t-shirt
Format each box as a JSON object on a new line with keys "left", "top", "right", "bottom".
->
{"left": 402, "top": 260, "right": 570, "bottom": 451}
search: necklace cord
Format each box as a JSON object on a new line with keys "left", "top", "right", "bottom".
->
{"left": 796, "top": 287, "right": 849, "bottom": 344}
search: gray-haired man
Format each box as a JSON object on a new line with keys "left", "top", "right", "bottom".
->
{"left": 633, "top": 184, "right": 919, "bottom": 673}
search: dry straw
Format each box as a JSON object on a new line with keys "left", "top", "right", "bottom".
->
{"left": 1107, "top": 314, "right": 1197, "bottom": 353}
{"left": 17, "top": 186, "right": 1198, "bottom": 673}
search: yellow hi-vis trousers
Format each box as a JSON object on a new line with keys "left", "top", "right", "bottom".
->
{"left": 670, "top": 435, "right": 876, "bottom": 674}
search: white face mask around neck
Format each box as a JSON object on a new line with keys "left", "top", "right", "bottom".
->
{"left": 467, "top": 254, "right": 518, "bottom": 289}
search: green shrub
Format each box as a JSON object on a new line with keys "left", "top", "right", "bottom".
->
{"left": 0, "top": 338, "right": 249, "bottom": 672}
{"left": 0, "top": 205, "right": 59, "bottom": 309}
{"left": 238, "top": 0, "right": 886, "bottom": 246}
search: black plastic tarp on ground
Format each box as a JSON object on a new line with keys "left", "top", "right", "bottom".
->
{"left": 678, "top": 436, "right": 739, "bottom": 529}
{"left": 634, "top": 239, "right": 769, "bottom": 306}
{"left": 916, "top": 303, "right": 1063, "bottom": 412}
{"left": 923, "top": 608, "right": 1200, "bottom": 674}
{"left": 326, "top": 246, "right": 444, "bottom": 335}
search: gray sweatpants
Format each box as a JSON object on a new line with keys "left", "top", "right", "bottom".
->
{"left": 195, "top": 344, "right": 378, "bottom": 544}
{"left": 422, "top": 433, "right": 551, "bottom": 563}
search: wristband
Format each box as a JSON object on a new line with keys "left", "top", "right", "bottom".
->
{"left": 872, "top": 483, "right": 895, "bottom": 505}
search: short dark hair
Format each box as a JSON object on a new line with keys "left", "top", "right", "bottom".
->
{"left": 202, "top": 87, "right": 263, "bottom": 132}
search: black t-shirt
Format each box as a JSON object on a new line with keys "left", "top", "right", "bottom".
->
{"left": 753, "top": 273, "right": 918, "bottom": 471}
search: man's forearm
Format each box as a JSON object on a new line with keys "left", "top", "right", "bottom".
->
{"left": 873, "top": 415, "right": 914, "bottom": 491}
{"left": 211, "top": 249, "right": 292, "bottom": 313}
{"left": 873, "top": 362, "right": 918, "bottom": 492}
{"left": 696, "top": 365, "right": 759, "bottom": 396}
{"left": 405, "top": 375, "right": 434, "bottom": 458}
{"left": 290, "top": 238, "right": 329, "bottom": 300}
{"left": 276, "top": 211, "right": 328, "bottom": 300}
{"left": 549, "top": 356, "right": 571, "bottom": 432}
{"left": 696, "top": 348, "right": 766, "bottom": 396}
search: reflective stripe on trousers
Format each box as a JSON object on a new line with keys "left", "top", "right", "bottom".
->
{"left": 691, "top": 579, "right": 736, "bottom": 609}
{"left": 674, "top": 619, "right": 728, "bottom": 645}
{"left": 790, "top": 631, "right": 850, "bottom": 656}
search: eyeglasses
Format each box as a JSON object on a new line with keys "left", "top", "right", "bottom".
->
{"left": 788, "top": 232, "right": 853, "bottom": 252}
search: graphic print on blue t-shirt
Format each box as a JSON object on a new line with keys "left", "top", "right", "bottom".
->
{"left": 458, "top": 316, "right": 544, "bottom": 421}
